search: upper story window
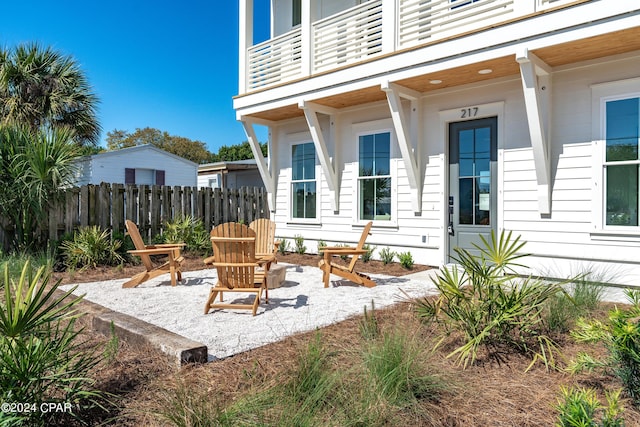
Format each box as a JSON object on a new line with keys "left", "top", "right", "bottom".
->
{"left": 291, "top": 142, "right": 316, "bottom": 219}
{"left": 292, "top": 0, "right": 301, "bottom": 27}
{"left": 604, "top": 97, "right": 640, "bottom": 227}
{"left": 358, "top": 132, "right": 391, "bottom": 221}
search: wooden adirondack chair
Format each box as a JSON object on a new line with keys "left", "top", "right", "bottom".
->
{"left": 123, "top": 220, "right": 185, "bottom": 288}
{"left": 318, "top": 221, "right": 375, "bottom": 288}
{"left": 249, "top": 218, "right": 279, "bottom": 266}
{"left": 204, "top": 222, "right": 269, "bottom": 316}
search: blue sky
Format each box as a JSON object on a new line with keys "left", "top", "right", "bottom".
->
{"left": 0, "top": 0, "right": 270, "bottom": 154}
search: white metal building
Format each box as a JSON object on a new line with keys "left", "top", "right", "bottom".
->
{"left": 233, "top": 0, "right": 640, "bottom": 285}
{"left": 74, "top": 144, "right": 198, "bottom": 187}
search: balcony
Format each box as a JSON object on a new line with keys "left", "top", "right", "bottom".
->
{"left": 241, "top": 0, "right": 580, "bottom": 92}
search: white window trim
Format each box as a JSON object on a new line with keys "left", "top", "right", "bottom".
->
{"left": 287, "top": 135, "right": 321, "bottom": 225}
{"left": 591, "top": 77, "right": 640, "bottom": 238}
{"left": 351, "top": 118, "right": 398, "bottom": 227}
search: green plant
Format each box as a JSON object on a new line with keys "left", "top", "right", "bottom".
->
{"left": 569, "top": 289, "right": 640, "bottom": 407}
{"left": 103, "top": 321, "right": 120, "bottom": 364}
{"left": 362, "top": 243, "right": 376, "bottom": 263}
{"left": 555, "top": 386, "right": 624, "bottom": 427}
{"left": 363, "top": 329, "right": 444, "bottom": 406}
{"left": 162, "top": 215, "right": 210, "bottom": 255}
{"left": 0, "top": 262, "right": 103, "bottom": 426}
{"left": 410, "top": 230, "right": 566, "bottom": 370}
{"left": 317, "top": 240, "right": 327, "bottom": 257}
{"left": 359, "top": 301, "right": 379, "bottom": 340}
{"left": 293, "top": 234, "right": 306, "bottom": 254}
{"left": 278, "top": 238, "right": 289, "bottom": 255}
{"left": 60, "top": 226, "right": 124, "bottom": 270}
{"left": 546, "top": 272, "right": 606, "bottom": 334}
{"left": 398, "top": 251, "right": 414, "bottom": 269}
{"left": 380, "top": 247, "right": 396, "bottom": 265}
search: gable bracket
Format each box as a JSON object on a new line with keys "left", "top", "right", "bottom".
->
{"left": 382, "top": 81, "right": 423, "bottom": 213}
{"left": 516, "top": 48, "right": 552, "bottom": 215}
{"left": 240, "top": 117, "right": 276, "bottom": 210}
{"left": 299, "top": 100, "right": 340, "bottom": 212}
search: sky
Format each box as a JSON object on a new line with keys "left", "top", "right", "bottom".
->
{"left": 0, "top": 0, "right": 270, "bottom": 154}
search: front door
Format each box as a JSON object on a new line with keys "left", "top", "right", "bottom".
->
{"left": 448, "top": 117, "right": 497, "bottom": 262}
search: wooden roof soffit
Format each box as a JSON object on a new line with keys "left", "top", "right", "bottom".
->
{"left": 381, "top": 81, "right": 423, "bottom": 214}
{"left": 240, "top": 118, "right": 276, "bottom": 211}
{"left": 299, "top": 100, "right": 340, "bottom": 212}
{"left": 516, "top": 48, "right": 552, "bottom": 215}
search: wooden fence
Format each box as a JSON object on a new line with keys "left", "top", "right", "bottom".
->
{"left": 44, "top": 183, "right": 269, "bottom": 242}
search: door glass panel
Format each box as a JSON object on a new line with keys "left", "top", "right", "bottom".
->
{"left": 456, "top": 126, "right": 492, "bottom": 226}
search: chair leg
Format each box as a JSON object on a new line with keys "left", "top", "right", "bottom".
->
{"left": 204, "top": 289, "right": 219, "bottom": 314}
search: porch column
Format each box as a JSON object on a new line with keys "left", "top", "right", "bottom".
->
{"left": 238, "top": 0, "right": 253, "bottom": 94}
{"left": 381, "top": 0, "right": 397, "bottom": 53}
{"left": 300, "top": 0, "right": 313, "bottom": 76}
{"left": 516, "top": 48, "right": 552, "bottom": 215}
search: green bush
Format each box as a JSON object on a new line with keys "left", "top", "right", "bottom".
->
{"left": 294, "top": 234, "right": 306, "bottom": 254}
{"left": 569, "top": 289, "right": 640, "bottom": 407}
{"left": 278, "top": 238, "right": 289, "bottom": 255}
{"left": 398, "top": 251, "right": 414, "bottom": 269}
{"left": 361, "top": 243, "right": 376, "bottom": 263}
{"left": 379, "top": 247, "right": 396, "bottom": 265}
{"left": 162, "top": 215, "right": 210, "bottom": 255}
{"left": 555, "top": 386, "right": 624, "bottom": 427}
{"left": 60, "top": 226, "right": 124, "bottom": 270}
{"left": 410, "top": 230, "right": 565, "bottom": 370}
{"left": 317, "top": 240, "right": 327, "bottom": 257}
{"left": 0, "top": 262, "right": 103, "bottom": 426}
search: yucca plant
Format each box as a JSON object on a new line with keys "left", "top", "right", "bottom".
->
{"left": 293, "top": 234, "right": 306, "bottom": 254}
{"left": 555, "top": 386, "right": 624, "bottom": 427}
{"left": 0, "top": 262, "right": 103, "bottom": 426}
{"left": 379, "top": 247, "right": 396, "bottom": 265}
{"left": 60, "top": 226, "right": 124, "bottom": 270}
{"left": 410, "top": 230, "right": 566, "bottom": 370}
{"left": 162, "top": 215, "right": 210, "bottom": 255}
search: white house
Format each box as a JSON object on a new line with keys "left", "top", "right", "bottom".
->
{"left": 75, "top": 144, "right": 197, "bottom": 187}
{"left": 233, "top": 0, "right": 640, "bottom": 285}
{"left": 198, "top": 159, "right": 265, "bottom": 189}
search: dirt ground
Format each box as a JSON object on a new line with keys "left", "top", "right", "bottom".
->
{"left": 52, "top": 254, "right": 640, "bottom": 426}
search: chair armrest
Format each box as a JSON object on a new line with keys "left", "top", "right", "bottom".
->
{"left": 210, "top": 262, "right": 260, "bottom": 268}
{"left": 323, "top": 248, "right": 367, "bottom": 255}
{"left": 203, "top": 255, "right": 215, "bottom": 265}
{"left": 151, "top": 243, "right": 186, "bottom": 248}
{"left": 128, "top": 247, "right": 182, "bottom": 256}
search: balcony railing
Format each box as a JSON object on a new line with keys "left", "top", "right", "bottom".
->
{"left": 313, "top": 0, "right": 383, "bottom": 72}
{"left": 243, "top": 0, "right": 585, "bottom": 92}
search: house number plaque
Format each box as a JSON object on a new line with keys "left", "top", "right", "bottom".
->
{"left": 460, "top": 107, "right": 479, "bottom": 118}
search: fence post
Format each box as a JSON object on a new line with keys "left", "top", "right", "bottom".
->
{"left": 112, "top": 183, "right": 125, "bottom": 235}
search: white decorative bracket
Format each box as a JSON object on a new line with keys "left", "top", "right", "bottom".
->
{"left": 382, "top": 81, "right": 423, "bottom": 213}
{"left": 240, "top": 117, "right": 276, "bottom": 211}
{"left": 299, "top": 101, "right": 340, "bottom": 212}
{"left": 516, "top": 48, "right": 552, "bottom": 215}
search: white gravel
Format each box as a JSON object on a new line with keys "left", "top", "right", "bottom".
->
{"left": 60, "top": 264, "right": 439, "bottom": 361}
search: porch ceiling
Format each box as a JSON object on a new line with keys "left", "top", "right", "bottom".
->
{"left": 244, "top": 27, "right": 640, "bottom": 123}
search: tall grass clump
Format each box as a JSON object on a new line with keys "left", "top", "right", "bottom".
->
{"left": 410, "top": 230, "right": 567, "bottom": 370}
{"left": 362, "top": 329, "right": 444, "bottom": 407}
{"left": 293, "top": 234, "right": 306, "bottom": 254}
{"left": 380, "top": 247, "right": 396, "bottom": 265}
{"left": 278, "top": 238, "right": 289, "bottom": 255}
{"left": 0, "top": 262, "right": 103, "bottom": 426}
{"left": 362, "top": 243, "right": 376, "bottom": 263}
{"left": 569, "top": 289, "right": 640, "bottom": 407}
{"left": 317, "top": 239, "right": 327, "bottom": 257}
{"left": 60, "top": 226, "right": 124, "bottom": 270}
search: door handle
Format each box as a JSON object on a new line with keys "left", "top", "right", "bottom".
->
{"left": 448, "top": 222, "right": 454, "bottom": 236}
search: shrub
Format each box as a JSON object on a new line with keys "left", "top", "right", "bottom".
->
{"left": 278, "top": 238, "right": 289, "bottom": 255}
{"left": 60, "top": 226, "right": 124, "bottom": 270}
{"left": 294, "top": 234, "right": 306, "bottom": 254}
{"left": 398, "top": 251, "right": 414, "bottom": 269}
{"left": 555, "top": 386, "right": 624, "bottom": 427}
{"left": 409, "top": 230, "right": 566, "bottom": 370}
{"left": 361, "top": 243, "right": 376, "bottom": 263}
{"left": 162, "top": 215, "right": 210, "bottom": 255}
{"left": 569, "top": 289, "right": 640, "bottom": 407}
{"left": 317, "top": 240, "right": 327, "bottom": 257}
{"left": 359, "top": 301, "right": 379, "bottom": 340}
{"left": 0, "top": 262, "right": 103, "bottom": 426}
{"left": 379, "top": 247, "right": 396, "bottom": 265}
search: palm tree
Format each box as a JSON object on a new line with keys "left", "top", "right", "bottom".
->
{"left": 0, "top": 43, "right": 100, "bottom": 145}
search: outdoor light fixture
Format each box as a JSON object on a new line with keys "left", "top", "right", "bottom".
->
{"left": 429, "top": 79, "right": 442, "bottom": 84}
{"left": 478, "top": 68, "right": 493, "bottom": 74}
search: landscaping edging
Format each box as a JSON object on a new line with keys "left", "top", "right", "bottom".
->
{"left": 68, "top": 292, "right": 208, "bottom": 366}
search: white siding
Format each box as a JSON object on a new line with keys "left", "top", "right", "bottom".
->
{"left": 80, "top": 146, "right": 196, "bottom": 187}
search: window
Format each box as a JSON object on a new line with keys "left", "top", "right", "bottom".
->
{"left": 291, "top": 142, "right": 316, "bottom": 219}
{"left": 292, "top": 0, "right": 301, "bottom": 27}
{"left": 358, "top": 132, "right": 391, "bottom": 221}
{"left": 604, "top": 97, "right": 640, "bottom": 227}
{"left": 125, "top": 168, "right": 165, "bottom": 185}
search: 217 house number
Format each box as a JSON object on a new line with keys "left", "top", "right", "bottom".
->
{"left": 461, "top": 107, "right": 478, "bottom": 118}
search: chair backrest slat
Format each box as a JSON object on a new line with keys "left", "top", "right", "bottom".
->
{"left": 125, "top": 220, "right": 154, "bottom": 271}
{"left": 210, "top": 222, "right": 257, "bottom": 289}
{"left": 249, "top": 218, "right": 276, "bottom": 255}
{"left": 348, "top": 221, "right": 373, "bottom": 271}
